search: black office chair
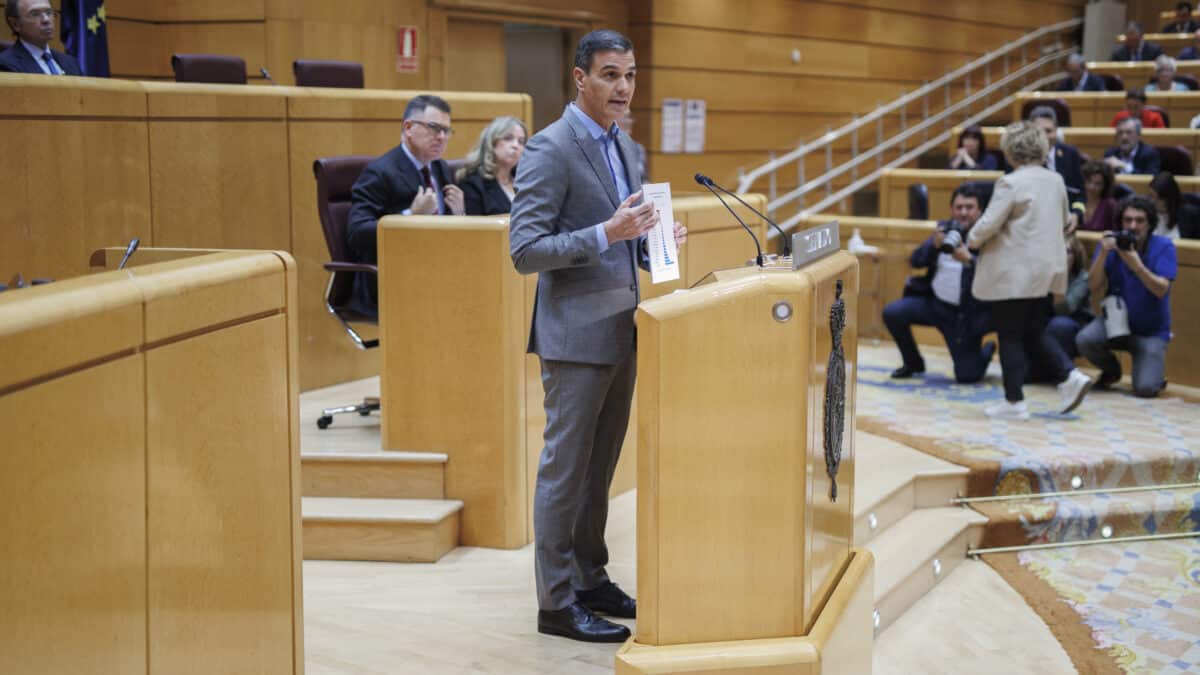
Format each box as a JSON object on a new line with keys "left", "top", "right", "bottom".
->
{"left": 907, "top": 183, "right": 929, "bottom": 220}
{"left": 1157, "top": 145, "right": 1194, "bottom": 175}
{"left": 293, "top": 59, "right": 364, "bottom": 88}
{"left": 1101, "top": 74, "right": 1125, "bottom": 92}
{"left": 313, "top": 155, "right": 379, "bottom": 429}
{"left": 171, "top": 53, "right": 247, "bottom": 84}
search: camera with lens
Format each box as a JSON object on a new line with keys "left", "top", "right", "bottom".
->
{"left": 939, "top": 224, "right": 965, "bottom": 254}
{"left": 1113, "top": 230, "right": 1137, "bottom": 251}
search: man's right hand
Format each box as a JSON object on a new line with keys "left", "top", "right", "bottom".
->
{"left": 1100, "top": 231, "right": 1118, "bottom": 252}
{"left": 604, "top": 191, "right": 658, "bottom": 245}
{"left": 410, "top": 187, "right": 439, "bottom": 215}
{"left": 932, "top": 229, "right": 946, "bottom": 249}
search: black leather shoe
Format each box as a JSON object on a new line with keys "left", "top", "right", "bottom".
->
{"left": 890, "top": 363, "right": 925, "bottom": 379}
{"left": 1096, "top": 369, "right": 1121, "bottom": 390}
{"left": 537, "top": 602, "right": 631, "bottom": 643}
{"left": 576, "top": 580, "right": 637, "bottom": 619}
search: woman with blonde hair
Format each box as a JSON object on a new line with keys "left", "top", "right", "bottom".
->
{"left": 967, "top": 121, "right": 1092, "bottom": 419}
{"left": 456, "top": 115, "right": 528, "bottom": 215}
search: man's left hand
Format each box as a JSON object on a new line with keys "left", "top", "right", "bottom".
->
{"left": 951, "top": 244, "right": 972, "bottom": 264}
{"left": 444, "top": 184, "right": 465, "bottom": 216}
{"left": 673, "top": 221, "right": 688, "bottom": 248}
{"left": 1116, "top": 244, "right": 1141, "bottom": 268}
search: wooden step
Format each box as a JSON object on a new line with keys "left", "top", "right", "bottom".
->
{"left": 302, "top": 450, "right": 447, "bottom": 499}
{"left": 853, "top": 432, "right": 968, "bottom": 546}
{"left": 865, "top": 506, "right": 987, "bottom": 633}
{"left": 302, "top": 497, "right": 463, "bottom": 563}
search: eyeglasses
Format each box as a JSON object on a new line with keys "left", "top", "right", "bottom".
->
{"left": 24, "top": 9, "right": 60, "bottom": 20}
{"left": 409, "top": 120, "right": 454, "bottom": 137}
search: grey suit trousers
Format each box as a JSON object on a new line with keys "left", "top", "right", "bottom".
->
{"left": 534, "top": 349, "right": 636, "bottom": 611}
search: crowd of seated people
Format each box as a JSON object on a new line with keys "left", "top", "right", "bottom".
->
{"left": 1112, "top": 22, "right": 1164, "bottom": 62}
{"left": 1164, "top": 2, "right": 1200, "bottom": 33}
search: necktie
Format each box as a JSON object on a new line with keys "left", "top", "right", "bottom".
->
{"left": 420, "top": 166, "right": 433, "bottom": 190}
{"left": 42, "top": 52, "right": 60, "bottom": 75}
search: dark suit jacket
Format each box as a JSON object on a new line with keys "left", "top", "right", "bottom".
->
{"left": 1103, "top": 143, "right": 1162, "bottom": 175}
{"left": 0, "top": 39, "right": 82, "bottom": 75}
{"left": 1180, "top": 46, "right": 1200, "bottom": 60}
{"left": 1110, "top": 41, "right": 1165, "bottom": 62}
{"left": 458, "top": 170, "right": 513, "bottom": 216}
{"left": 1051, "top": 143, "right": 1085, "bottom": 193}
{"left": 1163, "top": 20, "right": 1200, "bottom": 33}
{"left": 345, "top": 143, "right": 452, "bottom": 316}
{"left": 1056, "top": 72, "right": 1105, "bottom": 92}
{"left": 903, "top": 225, "right": 992, "bottom": 338}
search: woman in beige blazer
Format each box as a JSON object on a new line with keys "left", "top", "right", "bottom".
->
{"left": 967, "top": 121, "right": 1086, "bottom": 420}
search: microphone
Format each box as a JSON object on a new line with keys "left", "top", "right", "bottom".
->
{"left": 694, "top": 173, "right": 764, "bottom": 266}
{"left": 118, "top": 238, "right": 140, "bottom": 270}
{"left": 695, "top": 173, "right": 791, "bottom": 256}
{"left": 260, "top": 67, "right": 278, "bottom": 85}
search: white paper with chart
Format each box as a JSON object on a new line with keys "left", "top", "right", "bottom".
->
{"left": 642, "top": 182, "right": 680, "bottom": 284}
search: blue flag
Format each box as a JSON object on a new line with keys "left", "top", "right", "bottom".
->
{"left": 61, "top": 0, "right": 110, "bottom": 77}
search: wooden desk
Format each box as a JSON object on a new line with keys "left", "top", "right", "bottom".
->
{"left": 0, "top": 73, "right": 531, "bottom": 391}
{"left": 0, "top": 250, "right": 303, "bottom": 674}
{"left": 1114, "top": 33, "right": 1194, "bottom": 53}
{"left": 878, "top": 168, "right": 1200, "bottom": 222}
{"left": 1013, "top": 90, "right": 1200, "bottom": 127}
{"left": 948, "top": 125, "right": 1200, "bottom": 162}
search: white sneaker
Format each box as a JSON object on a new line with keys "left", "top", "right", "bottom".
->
{"left": 1057, "top": 369, "right": 1092, "bottom": 414}
{"left": 985, "top": 400, "right": 1030, "bottom": 421}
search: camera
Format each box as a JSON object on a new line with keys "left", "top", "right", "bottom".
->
{"left": 939, "top": 225, "right": 964, "bottom": 254}
{"left": 1113, "top": 230, "right": 1137, "bottom": 251}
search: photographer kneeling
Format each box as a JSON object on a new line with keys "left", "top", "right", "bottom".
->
{"left": 1076, "top": 195, "right": 1176, "bottom": 397}
{"left": 883, "top": 184, "right": 995, "bottom": 382}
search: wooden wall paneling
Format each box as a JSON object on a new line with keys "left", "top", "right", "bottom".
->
{"left": 264, "top": 13, "right": 430, "bottom": 90}
{"left": 144, "top": 314, "right": 295, "bottom": 675}
{"left": 635, "top": 0, "right": 1029, "bottom": 55}
{"left": 0, "top": 356, "right": 148, "bottom": 675}
{"left": 149, "top": 0, "right": 266, "bottom": 21}
{"left": 107, "top": 18, "right": 171, "bottom": 79}
{"left": 444, "top": 17, "right": 507, "bottom": 92}
{"left": 143, "top": 83, "right": 291, "bottom": 252}
{"left": 0, "top": 77, "right": 152, "bottom": 284}
{"left": 641, "top": 68, "right": 911, "bottom": 115}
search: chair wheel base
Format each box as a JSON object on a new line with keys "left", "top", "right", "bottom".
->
{"left": 316, "top": 415, "right": 333, "bottom": 429}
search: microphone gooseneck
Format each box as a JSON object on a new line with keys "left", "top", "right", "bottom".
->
{"left": 698, "top": 174, "right": 791, "bottom": 256}
{"left": 118, "top": 238, "right": 140, "bottom": 270}
{"left": 260, "top": 67, "right": 278, "bottom": 85}
{"left": 694, "top": 174, "right": 764, "bottom": 266}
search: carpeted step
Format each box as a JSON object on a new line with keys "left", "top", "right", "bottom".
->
{"left": 973, "top": 485, "right": 1200, "bottom": 548}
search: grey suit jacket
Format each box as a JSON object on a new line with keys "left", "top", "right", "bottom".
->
{"left": 510, "top": 107, "right": 648, "bottom": 366}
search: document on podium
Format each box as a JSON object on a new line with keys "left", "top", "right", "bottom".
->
{"left": 642, "top": 182, "right": 680, "bottom": 284}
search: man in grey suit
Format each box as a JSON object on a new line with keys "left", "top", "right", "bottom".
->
{"left": 510, "top": 29, "right": 685, "bottom": 643}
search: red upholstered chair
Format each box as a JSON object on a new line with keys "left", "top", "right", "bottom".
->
{"left": 313, "top": 155, "right": 379, "bottom": 429}
{"left": 171, "top": 53, "right": 247, "bottom": 84}
{"left": 1020, "top": 98, "right": 1072, "bottom": 126}
{"left": 1157, "top": 145, "right": 1194, "bottom": 175}
{"left": 293, "top": 59, "right": 365, "bottom": 88}
{"left": 1146, "top": 105, "right": 1171, "bottom": 127}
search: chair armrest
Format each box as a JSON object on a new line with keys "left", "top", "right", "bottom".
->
{"left": 324, "top": 262, "right": 378, "bottom": 276}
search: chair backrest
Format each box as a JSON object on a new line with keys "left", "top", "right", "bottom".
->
{"left": 313, "top": 155, "right": 374, "bottom": 309}
{"left": 1157, "top": 144, "right": 1194, "bottom": 175}
{"left": 171, "top": 53, "right": 247, "bottom": 84}
{"left": 1146, "top": 104, "right": 1171, "bottom": 127}
{"left": 1101, "top": 73, "right": 1125, "bottom": 92}
{"left": 444, "top": 158, "right": 466, "bottom": 181}
{"left": 1021, "top": 98, "right": 1072, "bottom": 127}
{"left": 293, "top": 59, "right": 364, "bottom": 88}
{"left": 1149, "top": 73, "right": 1200, "bottom": 91}
{"left": 907, "top": 183, "right": 929, "bottom": 220}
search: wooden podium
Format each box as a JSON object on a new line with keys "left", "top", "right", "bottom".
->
{"left": 617, "top": 239, "right": 874, "bottom": 674}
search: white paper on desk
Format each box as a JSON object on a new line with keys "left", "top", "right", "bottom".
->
{"left": 642, "top": 182, "right": 680, "bottom": 284}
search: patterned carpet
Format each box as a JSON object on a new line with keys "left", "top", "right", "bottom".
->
{"left": 856, "top": 342, "right": 1200, "bottom": 501}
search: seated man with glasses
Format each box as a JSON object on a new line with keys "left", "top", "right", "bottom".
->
{"left": 1, "top": 0, "right": 81, "bottom": 75}
{"left": 345, "top": 94, "right": 465, "bottom": 318}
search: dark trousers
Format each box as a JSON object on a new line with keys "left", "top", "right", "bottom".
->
{"left": 883, "top": 295, "right": 991, "bottom": 383}
{"left": 1026, "top": 314, "right": 1083, "bottom": 384}
{"left": 991, "top": 298, "right": 1051, "bottom": 402}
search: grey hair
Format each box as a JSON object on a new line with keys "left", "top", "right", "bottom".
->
{"left": 1155, "top": 54, "right": 1177, "bottom": 73}
{"left": 1066, "top": 53, "right": 1087, "bottom": 68}
{"left": 1000, "top": 121, "right": 1048, "bottom": 166}
{"left": 1117, "top": 117, "right": 1143, "bottom": 135}
{"left": 1028, "top": 105, "right": 1058, "bottom": 126}
{"left": 456, "top": 116, "right": 528, "bottom": 182}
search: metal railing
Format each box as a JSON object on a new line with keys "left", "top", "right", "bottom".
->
{"left": 736, "top": 18, "right": 1083, "bottom": 235}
